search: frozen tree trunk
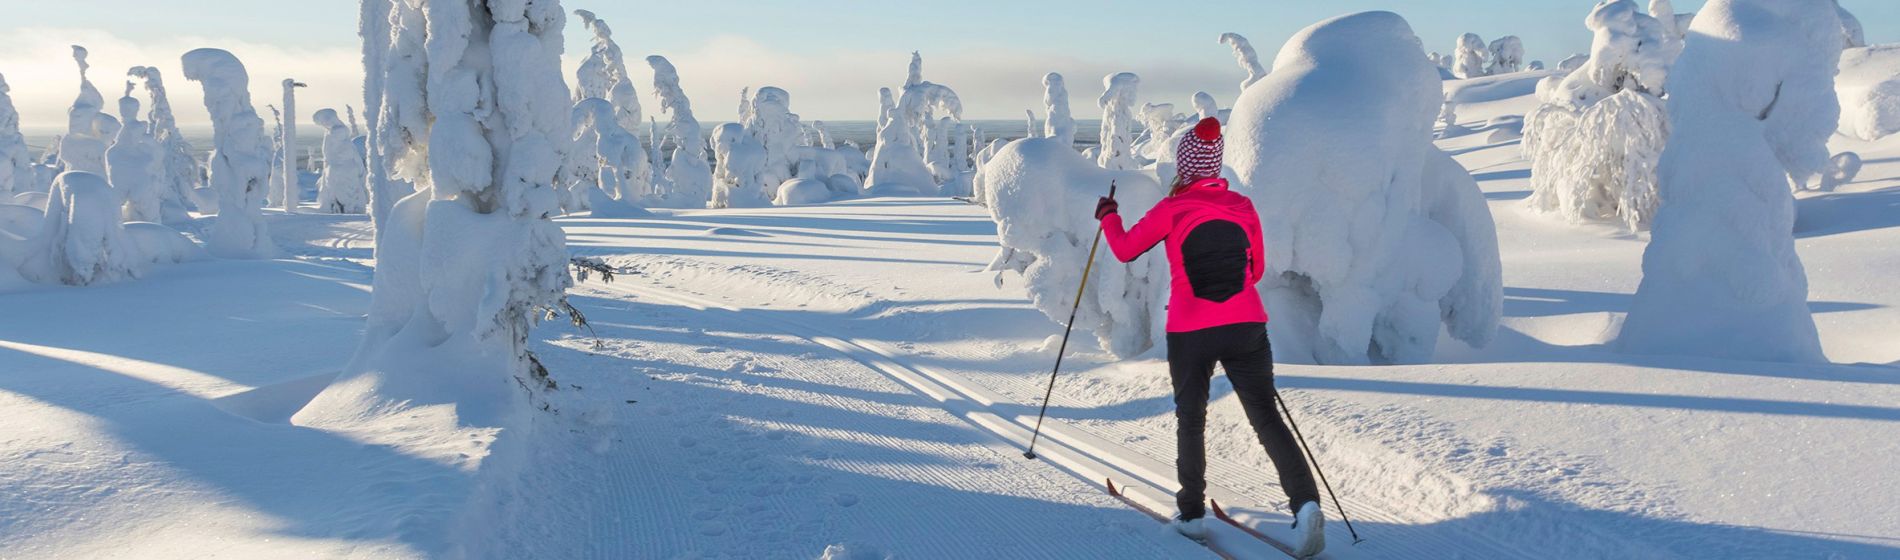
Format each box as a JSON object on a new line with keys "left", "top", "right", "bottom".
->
{"left": 1042, "top": 73, "right": 1074, "bottom": 148}
{"left": 0, "top": 74, "right": 32, "bottom": 198}
{"left": 183, "top": 48, "right": 275, "bottom": 259}
{"left": 647, "top": 55, "right": 712, "bottom": 207}
{"left": 279, "top": 79, "right": 307, "bottom": 212}
{"left": 1096, "top": 72, "right": 1140, "bottom": 170}
{"left": 1617, "top": 0, "right": 1839, "bottom": 363}
{"left": 105, "top": 88, "right": 165, "bottom": 223}
{"left": 1218, "top": 33, "right": 1267, "bottom": 90}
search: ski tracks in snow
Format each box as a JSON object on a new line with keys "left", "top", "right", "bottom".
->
{"left": 507, "top": 281, "right": 1215, "bottom": 559}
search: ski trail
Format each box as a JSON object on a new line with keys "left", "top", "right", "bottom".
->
{"left": 516, "top": 283, "right": 1219, "bottom": 559}
{"left": 587, "top": 279, "right": 1336, "bottom": 558}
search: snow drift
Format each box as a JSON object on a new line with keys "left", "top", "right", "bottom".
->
{"left": 1836, "top": 44, "right": 1900, "bottom": 141}
{"left": 1225, "top": 11, "right": 1503, "bottom": 364}
{"left": 1617, "top": 0, "right": 1840, "bottom": 363}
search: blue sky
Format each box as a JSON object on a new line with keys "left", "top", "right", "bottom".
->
{"left": 2, "top": 0, "right": 1893, "bottom": 126}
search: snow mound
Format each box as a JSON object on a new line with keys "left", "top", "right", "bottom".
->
{"left": 1836, "top": 45, "right": 1900, "bottom": 141}
{"left": 776, "top": 178, "right": 832, "bottom": 205}
{"left": 1617, "top": 0, "right": 1840, "bottom": 363}
{"left": 18, "top": 171, "right": 142, "bottom": 286}
{"left": 123, "top": 221, "right": 206, "bottom": 265}
{"left": 1226, "top": 11, "right": 1502, "bottom": 364}
{"left": 11, "top": 191, "right": 47, "bottom": 211}
{"left": 0, "top": 203, "right": 40, "bottom": 237}
{"left": 982, "top": 137, "right": 1168, "bottom": 358}
{"left": 702, "top": 226, "right": 768, "bottom": 238}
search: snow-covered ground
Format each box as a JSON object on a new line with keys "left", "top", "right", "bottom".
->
{"left": 3, "top": 72, "right": 1899, "bottom": 559}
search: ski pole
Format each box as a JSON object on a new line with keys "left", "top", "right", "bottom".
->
{"left": 1274, "top": 388, "right": 1365, "bottom": 545}
{"left": 1024, "top": 181, "right": 1116, "bottom": 460}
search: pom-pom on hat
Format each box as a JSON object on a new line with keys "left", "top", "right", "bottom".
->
{"left": 1176, "top": 117, "right": 1224, "bottom": 182}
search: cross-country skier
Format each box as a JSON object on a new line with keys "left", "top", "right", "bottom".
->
{"left": 1093, "top": 117, "right": 1325, "bottom": 556}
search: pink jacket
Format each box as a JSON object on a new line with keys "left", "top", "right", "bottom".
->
{"left": 1101, "top": 178, "right": 1269, "bottom": 333}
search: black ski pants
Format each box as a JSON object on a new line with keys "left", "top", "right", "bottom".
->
{"left": 1167, "top": 322, "right": 1320, "bottom": 519}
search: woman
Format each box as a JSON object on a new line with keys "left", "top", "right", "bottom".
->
{"left": 1094, "top": 117, "right": 1324, "bottom": 555}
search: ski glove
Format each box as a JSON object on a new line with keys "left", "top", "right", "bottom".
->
{"left": 1095, "top": 196, "right": 1119, "bottom": 220}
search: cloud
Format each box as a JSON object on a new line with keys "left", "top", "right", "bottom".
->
{"left": 0, "top": 27, "right": 362, "bottom": 131}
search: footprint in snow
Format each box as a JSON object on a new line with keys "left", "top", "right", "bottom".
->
{"left": 833, "top": 493, "right": 860, "bottom": 507}
{"left": 698, "top": 521, "right": 728, "bottom": 536}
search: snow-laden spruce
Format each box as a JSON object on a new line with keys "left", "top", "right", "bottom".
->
{"left": 1096, "top": 72, "right": 1140, "bottom": 170}
{"left": 572, "top": 10, "right": 650, "bottom": 207}
{"left": 1522, "top": 0, "right": 1680, "bottom": 231}
{"left": 298, "top": 6, "right": 577, "bottom": 546}
{"left": 982, "top": 138, "right": 1169, "bottom": 358}
{"left": 182, "top": 48, "right": 275, "bottom": 259}
{"left": 312, "top": 108, "right": 367, "bottom": 213}
{"left": 711, "top": 121, "right": 767, "bottom": 208}
{"left": 0, "top": 74, "right": 32, "bottom": 198}
{"left": 1453, "top": 33, "right": 1488, "bottom": 79}
{"left": 104, "top": 87, "right": 165, "bottom": 223}
{"left": 1487, "top": 36, "right": 1525, "bottom": 74}
{"left": 1227, "top": 11, "right": 1502, "bottom": 364}
{"left": 277, "top": 79, "right": 307, "bottom": 212}
{"left": 748, "top": 87, "right": 802, "bottom": 201}
{"left": 1618, "top": 0, "right": 1841, "bottom": 363}
{"left": 128, "top": 67, "right": 205, "bottom": 217}
{"left": 17, "top": 172, "right": 140, "bottom": 286}
{"left": 1836, "top": 44, "right": 1900, "bottom": 141}
{"left": 865, "top": 86, "right": 936, "bottom": 195}
{"left": 59, "top": 46, "right": 111, "bottom": 178}
{"left": 1042, "top": 73, "right": 1075, "bottom": 148}
{"left": 572, "top": 98, "right": 652, "bottom": 215}
{"left": 1218, "top": 33, "right": 1267, "bottom": 90}
{"left": 647, "top": 55, "right": 713, "bottom": 207}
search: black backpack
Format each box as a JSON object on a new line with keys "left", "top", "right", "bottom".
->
{"left": 1180, "top": 220, "right": 1250, "bottom": 302}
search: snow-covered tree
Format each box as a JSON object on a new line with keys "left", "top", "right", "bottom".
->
{"left": 1618, "top": 0, "right": 1841, "bottom": 363}
{"left": 277, "top": 79, "right": 307, "bottom": 212}
{"left": 873, "top": 52, "right": 964, "bottom": 191}
{"left": 1522, "top": 0, "right": 1681, "bottom": 231}
{"left": 647, "top": 55, "right": 712, "bottom": 207}
{"left": 710, "top": 122, "right": 766, "bottom": 208}
{"left": 128, "top": 67, "right": 204, "bottom": 218}
{"left": 865, "top": 83, "right": 936, "bottom": 194}
{"left": 573, "top": 10, "right": 642, "bottom": 130}
{"left": 1133, "top": 102, "right": 1181, "bottom": 162}
{"left": 572, "top": 97, "right": 652, "bottom": 214}
{"left": 1453, "top": 33, "right": 1489, "bottom": 79}
{"left": 267, "top": 105, "right": 286, "bottom": 209}
{"left": 747, "top": 86, "right": 800, "bottom": 196}
{"left": 1096, "top": 72, "right": 1140, "bottom": 170}
{"left": 1042, "top": 73, "right": 1075, "bottom": 148}
{"left": 1218, "top": 33, "right": 1267, "bottom": 90}
{"left": 982, "top": 137, "right": 1170, "bottom": 358}
{"left": 0, "top": 74, "right": 32, "bottom": 198}
{"left": 18, "top": 171, "right": 140, "bottom": 285}
{"left": 59, "top": 46, "right": 110, "bottom": 177}
{"left": 312, "top": 108, "right": 367, "bottom": 213}
{"left": 105, "top": 86, "right": 164, "bottom": 223}
{"left": 1227, "top": 11, "right": 1502, "bottom": 364}
{"left": 182, "top": 48, "right": 275, "bottom": 259}
{"left": 1193, "top": 91, "right": 1219, "bottom": 120}
{"left": 298, "top": 0, "right": 578, "bottom": 464}
{"left": 1488, "top": 36, "right": 1525, "bottom": 74}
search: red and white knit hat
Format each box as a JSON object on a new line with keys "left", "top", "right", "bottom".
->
{"left": 1176, "top": 117, "right": 1224, "bottom": 181}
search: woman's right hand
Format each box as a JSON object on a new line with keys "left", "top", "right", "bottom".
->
{"left": 1094, "top": 196, "right": 1119, "bottom": 220}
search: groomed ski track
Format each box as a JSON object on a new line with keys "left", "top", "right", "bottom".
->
{"left": 579, "top": 270, "right": 1518, "bottom": 558}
